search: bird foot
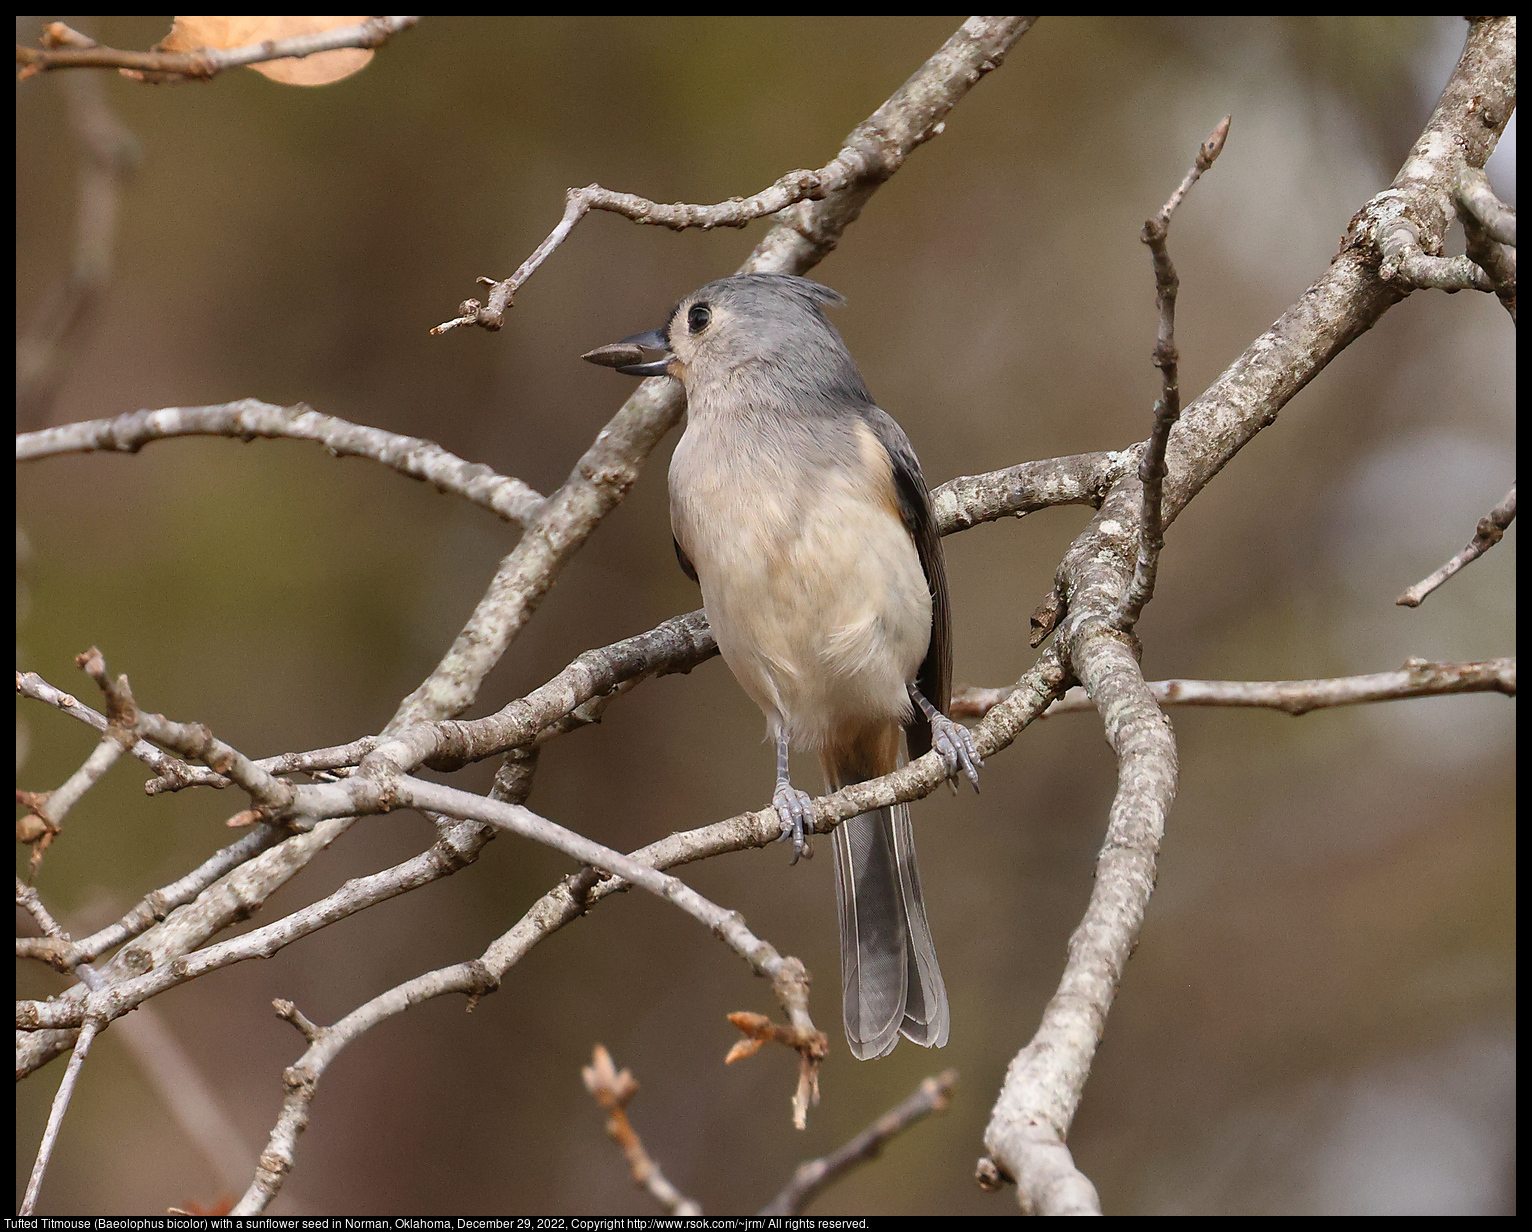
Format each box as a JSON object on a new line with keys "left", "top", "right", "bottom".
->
{"left": 773, "top": 781, "right": 815, "bottom": 864}
{"left": 930, "top": 712, "right": 982, "bottom": 791}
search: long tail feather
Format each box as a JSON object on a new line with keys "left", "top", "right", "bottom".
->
{"left": 831, "top": 800, "right": 948, "bottom": 1058}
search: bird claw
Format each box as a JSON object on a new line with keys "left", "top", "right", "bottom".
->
{"left": 930, "top": 713, "right": 982, "bottom": 791}
{"left": 773, "top": 782, "right": 815, "bottom": 864}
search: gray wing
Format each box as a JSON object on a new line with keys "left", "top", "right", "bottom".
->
{"left": 673, "top": 536, "right": 698, "bottom": 582}
{"left": 860, "top": 406, "right": 950, "bottom": 762}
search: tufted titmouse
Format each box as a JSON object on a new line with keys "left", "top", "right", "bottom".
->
{"left": 585, "top": 273, "right": 980, "bottom": 1060}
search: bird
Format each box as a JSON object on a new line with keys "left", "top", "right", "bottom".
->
{"left": 584, "top": 272, "right": 980, "bottom": 1059}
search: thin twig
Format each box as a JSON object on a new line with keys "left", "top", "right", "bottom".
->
{"left": 387, "top": 779, "right": 819, "bottom": 1025}
{"left": 15, "top": 16, "right": 420, "bottom": 81}
{"left": 582, "top": 1046, "right": 702, "bottom": 1216}
{"left": 1455, "top": 167, "right": 1517, "bottom": 322}
{"left": 1397, "top": 483, "right": 1516, "bottom": 607}
{"left": 1456, "top": 166, "right": 1516, "bottom": 246}
{"left": 1117, "top": 115, "right": 1230, "bottom": 631}
{"left": 20, "top": 1018, "right": 101, "bottom": 1213}
{"left": 953, "top": 657, "right": 1516, "bottom": 720}
{"left": 16, "top": 399, "right": 548, "bottom": 528}
{"left": 15, "top": 878, "right": 108, "bottom": 1215}
{"left": 133, "top": 707, "right": 297, "bottom": 817}
{"left": 759, "top": 1070, "right": 958, "bottom": 1216}
{"left": 433, "top": 169, "right": 834, "bottom": 334}
{"left": 15, "top": 878, "right": 105, "bottom": 992}
{"left": 17, "top": 668, "right": 197, "bottom": 782}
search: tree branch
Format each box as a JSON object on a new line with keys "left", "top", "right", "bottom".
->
{"left": 759, "top": 1070, "right": 958, "bottom": 1215}
{"left": 15, "top": 16, "right": 420, "bottom": 82}
{"left": 16, "top": 649, "right": 140, "bottom": 876}
{"left": 1117, "top": 116, "right": 1231, "bottom": 631}
{"left": 1455, "top": 166, "right": 1516, "bottom": 322}
{"left": 1377, "top": 219, "right": 1498, "bottom": 292}
{"left": 20, "top": 1018, "right": 101, "bottom": 1214}
{"left": 1397, "top": 483, "right": 1516, "bottom": 607}
{"left": 144, "top": 451, "right": 1101, "bottom": 797}
{"left": 16, "top": 813, "right": 355, "bottom": 1077}
{"left": 15, "top": 399, "right": 548, "bottom": 528}
{"left": 582, "top": 1045, "right": 703, "bottom": 1216}
{"left": 953, "top": 657, "right": 1516, "bottom": 720}
{"left": 17, "top": 668, "right": 197, "bottom": 782}
{"left": 13, "top": 440, "right": 1077, "bottom": 1075}
{"left": 932, "top": 449, "right": 1136, "bottom": 530}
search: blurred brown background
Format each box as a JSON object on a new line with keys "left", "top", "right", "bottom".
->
{"left": 16, "top": 16, "right": 1515, "bottom": 1216}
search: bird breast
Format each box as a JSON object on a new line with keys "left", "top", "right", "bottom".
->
{"left": 670, "top": 408, "right": 931, "bottom": 751}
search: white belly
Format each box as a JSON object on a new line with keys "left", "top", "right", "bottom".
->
{"left": 670, "top": 415, "right": 931, "bottom": 752}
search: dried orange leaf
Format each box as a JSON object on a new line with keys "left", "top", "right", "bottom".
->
{"left": 156, "top": 16, "right": 374, "bottom": 86}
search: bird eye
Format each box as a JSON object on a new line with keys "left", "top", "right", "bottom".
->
{"left": 687, "top": 304, "right": 712, "bottom": 334}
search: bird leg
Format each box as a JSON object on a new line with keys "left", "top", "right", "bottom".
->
{"left": 772, "top": 730, "right": 815, "bottom": 864}
{"left": 909, "top": 685, "right": 982, "bottom": 791}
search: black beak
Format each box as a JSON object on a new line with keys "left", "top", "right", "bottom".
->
{"left": 581, "top": 328, "right": 674, "bottom": 377}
